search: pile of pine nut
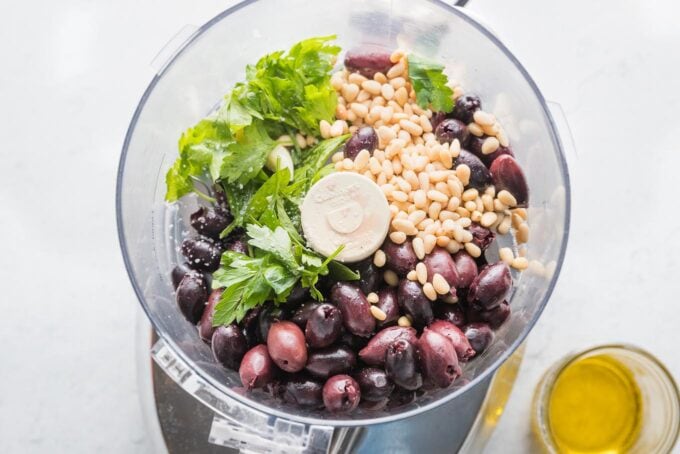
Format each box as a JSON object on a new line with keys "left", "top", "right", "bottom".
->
{"left": 322, "top": 50, "right": 530, "bottom": 309}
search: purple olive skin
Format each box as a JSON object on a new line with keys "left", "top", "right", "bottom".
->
{"left": 171, "top": 263, "right": 192, "bottom": 289}
{"left": 181, "top": 236, "right": 223, "bottom": 272}
{"left": 305, "top": 304, "right": 343, "bottom": 349}
{"left": 286, "top": 286, "right": 311, "bottom": 305}
{"left": 385, "top": 339, "right": 423, "bottom": 391}
{"left": 282, "top": 376, "right": 324, "bottom": 408}
{"left": 267, "top": 321, "right": 308, "bottom": 373}
{"left": 430, "top": 112, "right": 447, "bottom": 131}
{"left": 358, "top": 326, "right": 418, "bottom": 366}
{"left": 434, "top": 303, "right": 467, "bottom": 328}
{"left": 224, "top": 236, "right": 248, "bottom": 255}
{"left": 355, "top": 368, "right": 394, "bottom": 401}
{"left": 213, "top": 183, "right": 229, "bottom": 210}
{"left": 258, "top": 304, "right": 292, "bottom": 342}
{"left": 344, "top": 126, "right": 378, "bottom": 159}
{"left": 241, "top": 307, "right": 262, "bottom": 347}
{"left": 305, "top": 345, "right": 357, "bottom": 378}
{"left": 435, "top": 118, "right": 470, "bottom": 147}
{"left": 198, "top": 288, "right": 223, "bottom": 342}
{"left": 428, "top": 320, "right": 476, "bottom": 362}
{"left": 467, "top": 136, "right": 515, "bottom": 166}
{"left": 353, "top": 258, "right": 383, "bottom": 294}
{"left": 212, "top": 324, "right": 248, "bottom": 370}
{"left": 344, "top": 47, "right": 393, "bottom": 79}
{"left": 190, "top": 206, "right": 232, "bottom": 239}
{"left": 383, "top": 240, "right": 419, "bottom": 276}
{"left": 453, "top": 252, "right": 478, "bottom": 288}
{"left": 291, "top": 302, "right": 321, "bottom": 329}
{"left": 331, "top": 283, "right": 376, "bottom": 337}
{"left": 418, "top": 328, "right": 461, "bottom": 388}
{"left": 424, "top": 247, "right": 461, "bottom": 288}
{"left": 463, "top": 323, "right": 494, "bottom": 355}
{"left": 468, "top": 262, "right": 512, "bottom": 310}
{"left": 175, "top": 271, "right": 208, "bottom": 324}
{"left": 455, "top": 150, "right": 492, "bottom": 190}
{"left": 375, "top": 288, "right": 400, "bottom": 327}
{"left": 397, "top": 280, "right": 434, "bottom": 327}
{"left": 452, "top": 94, "right": 481, "bottom": 124}
{"left": 468, "top": 223, "right": 495, "bottom": 252}
{"left": 490, "top": 154, "right": 529, "bottom": 206}
{"left": 323, "top": 375, "right": 361, "bottom": 413}
{"left": 469, "top": 300, "right": 511, "bottom": 329}
{"left": 239, "top": 345, "right": 276, "bottom": 390}
{"left": 339, "top": 331, "right": 370, "bottom": 351}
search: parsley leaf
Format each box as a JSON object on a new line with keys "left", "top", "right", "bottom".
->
{"left": 219, "top": 121, "right": 276, "bottom": 185}
{"left": 407, "top": 54, "right": 454, "bottom": 113}
{"left": 246, "top": 224, "right": 301, "bottom": 272}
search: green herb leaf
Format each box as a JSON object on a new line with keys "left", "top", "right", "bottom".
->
{"left": 219, "top": 121, "right": 276, "bottom": 185}
{"left": 328, "top": 261, "right": 361, "bottom": 281}
{"left": 246, "top": 224, "right": 300, "bottom": 272}
{"left": 407, "top": 54, "right": 454, "bottom": 113}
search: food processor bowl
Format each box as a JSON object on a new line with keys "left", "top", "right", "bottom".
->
{"left": 117, "top": 0, "right": 570, "bottom": 435}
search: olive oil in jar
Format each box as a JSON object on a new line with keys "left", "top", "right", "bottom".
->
{"left": 546, "top": 354, "right": 643, "bottom": 453}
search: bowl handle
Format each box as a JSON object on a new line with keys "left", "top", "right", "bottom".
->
{"left": 151, "top": 338, "right": 335, "bottom": 453}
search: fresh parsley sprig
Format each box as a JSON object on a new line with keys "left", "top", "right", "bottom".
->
{"left": 407, "top": 54, "right": 454, "bottom": 113}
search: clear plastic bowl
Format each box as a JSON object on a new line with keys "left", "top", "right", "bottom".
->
{"left": 117, "top": 0, "right": 570, "bottom": 428}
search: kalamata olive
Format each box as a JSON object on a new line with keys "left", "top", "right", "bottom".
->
{"left": 469, "top": 300, "right": 511, "bottom": 329}
{"left": 453, "top": 251, "right": 478, "bottom": 288}
{"left": 375, "top": 287, "right": 400, "bottom": 327}
{"left": 434, "top": 303, "right": 467, "bottom": 328}
{"left": 258, "top": 304, "right": 289, "bottom": 341}
{"left": 430, "top": 112, "right": 447, "bottom": 131}
{"left": 339, "top": 331, "right": 370, "bottom": 351}
{"left": 424, "top": 247, "right": 460, "bottom": 288}
{"left": 241, "top": 307, "right": 262, "bottom": 347}
{"left": 171, "top": 263, "right": 192, "bottom": 289}
{"left": 305, "top": 304, "right": 342, "bottom": 349}
{"left": 490, "top": 154, "right": 529, "bottom": 206}
{"left": 358, "top": 326, "right": 418, "bottom": 366}
{"left": 287, "top": 286, "right": 311, "bottom": 305}
{"left": 224, "top": 235, "right": 248, "bottom": 255}
{"left": 383, "top": 239, "right": 418, "bottom": 276}
{"left": 435, "top": 118, "right": 470, "bottom": 147}
{"left": 455, "top": 150, "right": 492, "bottom": 190}
{"left": 467, "top": 136, "right": 515, "bottom": 166}
{"left": 468, "top": 223, "right": 495, "bottom": 252}
{"left": 418, "top": 328, "right": 461, "bottom": 388}
{"left": 344, "top": 47, "right": 392, "bottom": 79}
{"left": 306, "top": 345, "right": 357, "bottom": 378}
{"left": 212, "top": 324, "right": 248, "bottom": 370}
{"left": 344, "top": 126, "right": 378, "bottom": 159}
{"left": 452, "top": 94, "right": 481, "bottom": 124}
{"left": 352, "top": 258, "right": 383, "bottom": 294}
{"left": 355, "top": 368, "right": 394, "bottom": 401}
{"left": 385, "top": 339, "right": 423, "bottom": 391}
{"left": 331, "top": 283, "right": 375, "bottom": 337}
{"left": 181, "top": 236, "right": 223, "bottom": 272}
{"left": 323, "top": 375, "right": 361, "bottom": 413}
{"left": 239, "top": 344, "right": 276, "bottom": 389}
{"left": 282, "top": 376, "right": 324, "bottom": 408}
{"left": 213, "top": 183, "right": 229, "bottom": 209}
{"left": 386, "top": 389, "right": 418, "bottom": 409}
{"left": 198, "top": 288, "right": 223, "bottom": 342}
{"left": 468, "top": 262, "right": 512, "bottom": 310}
{"left": 267, "top": 321, "right": 307, "bottom": 373}
{"left": 175, "top": 270, "right": 208, "bottom": 324}
{"left": 428, "top": 320, "right": 476, "bottom": 361}
{"left": 463, "top": 323, "right": 494, "bottom": 355}
{"left": 291, "top": 302, "right": 321, "bottom": 328}
{"left": 397, "top": 280, "right": 434, "bottom": 327}
{"left": 190, "top": 206, "right": 232, "bottom": 239}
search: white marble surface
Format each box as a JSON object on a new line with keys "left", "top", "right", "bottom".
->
{"left": 1, "top": 1, "right": 679, "bottom": 453}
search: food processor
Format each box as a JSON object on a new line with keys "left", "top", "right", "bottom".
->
{"left": 116, "top": 0, "right": 571, "bottom": 451}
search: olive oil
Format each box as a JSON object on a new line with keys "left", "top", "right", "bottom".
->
{"left": 546, "top": 354, "right": 643, "bottom": 453}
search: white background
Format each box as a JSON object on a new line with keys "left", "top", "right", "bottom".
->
{"left": 1, "top": 0, "right": 679, "bottom": 452}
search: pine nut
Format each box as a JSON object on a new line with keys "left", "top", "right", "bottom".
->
{"left": 424, "top": 234, "right": 437, "bottom": 254}
{"left": 392, "top": 218, "right": 417, "bottom": 235}
{"left": 381, "top": 106, "right": 394, "bottom": 123}
{"left": 413, "top": 190, "right": 427, "bottom": 209}
{"left": 427, "top": 190, "right": 448, "bottom": 203}
{"left": 373, "top": 250, "right": 386, "bottom": 267}
{"left": 336, "top": 104, "right": 348, "bottom": 120}
{"left": 361, "top": 80, "right": 382, "bottom": 95}
{"left": 416, "top": 262, "right": 428, "bottom": 285}
{"left": 334, "top": 161, "right": 344, "bottom": 171}
{"left": 482, "top": 194, "right": 494, "bottom": 212}
{"left": 440, "top": 147, "right": 453, "bottom": 168}
{"left": 392, "top": 190, "right": 409, "bottom": 203}
{"left": 514, "top": 207, "right": 528, "bottom": 220}
{"left": 390, "top": 76, "right": 406, "bottom": 89}
{"left": 497, "top": 190, "right": 517, "bottom": 207}
{"left": 348, "top": 73, "right": 367, "bottom": 85}
{"left": 482, "top": 123, "right": 500, "bottom": 136}
{"left": 439, "top": 210, "right": 457, "bottom": 221}
{"left": 418, "top": 172, "right": 430, "bottom": 191}
{"left": 412, "top": 237, "right": 425, "bottom": 260}
{"left": 462, "top": 188, "right": 479, "bottom": 202}
{"left": 471, "top": 210, "right": 482, "bottom": 222}
{"left": 464, "top": 242, "right": 482, "bottom": 258}
{"left": 387, "top": 62, "right": 405, "bottom": 79}
{"left": 395, "top": 87, "right": 408, "bottom": 105}
{"left": 432, "top": 273, "right": 451, "bottom": 295}
{"left": 384, "top": 270, "right": 399, "bottom": 286}
{"left": 357, "top": 89, "right": 371, "bottom": 102}
{"left": 497, "top": 215, "right": 512, "bottom": 235}
{"left": 367, "top": 292, "right": 380, "bottom": 304}
{"left": 320, "top": 120, "right": 331, "bottom": 138}
{"left": 497, "top": 128, "right": 510, "bottom": 147}
{"left": 408, "top": 210, "right": 427, "bottom": 226}
{"left": 407, "top": 270, "right": 417, "bottom": 281}
{"left": 331, "top": 120, "right": 345, "bottom": 137}
{"left": 464, "top": 200, "right": 477, "bottom": 212}
{"left": 390, "top": 49, "right": 405, "bottom": 63}
{"left": 390, "top": 231, "right": 407, "bottom": 244}
{"left": 400, "top": 119, "right": 423, "bottom": 136}
{"left": 428, "top": 202, "right": 442, "bottom": 220}
{"left": 331, "top": 72, "right": 345, "bottom": 90}
{"left": 473, "top": 110, "right": 495, "bottom": 126}
{"left": 436, "top": 235, "right": 450, "bottom": 247}
{"left": 342, "top": 158, "right": 354, "bottom": 170}
{"left": 482, "top": 137, "right": 500, "bottom": 155}
{"left": 446, "top": 241, "right": 461, "bottom": 253}
{"left": 468, "top": 123, "right": 484, "bottom": 137}
{"left": 480, "top": 211, "right": 498, "bottom": 227}
{"left": 494, "top": 199, "right": 508, "bottom": 211}
{"left": 499, "top": 247, "right": 514, "bottom": 264}
{"left": 456, "top": 164, "right": 471, "bottom": 186}
{"left": 341, "top": 84, "right": 359, "bottom": 102}
{"left": 511, "top": 257, "right": 529, "bottom": 270}
{"left": 398, "top": 316, "right": 412, "bottom": 327}
{"left": 354, "top": 149, "right": 370, "bottom": 170}
{"left": 382, "top": 159, "right": 394, "bottom": 179}
{"left": 422, "top": 282, "right": 437, "bottom": 301}
{"left": 351, "top": 102, "right": 368, "bottom": 118}
{"left": 517, "top": 223, "right": 529, "bottom": 243}
{"left": 370, "top": 305, "right": 388, "bottom": 321}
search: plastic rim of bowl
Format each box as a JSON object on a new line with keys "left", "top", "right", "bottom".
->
{"left": 116, "top": 0, "right": 572, "bottom": 427}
